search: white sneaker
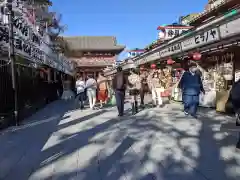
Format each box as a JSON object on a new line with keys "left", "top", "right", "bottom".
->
{"left": 184, "top": 111, "right": 189, "bottom": 115}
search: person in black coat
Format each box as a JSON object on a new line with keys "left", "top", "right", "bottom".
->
{"left": 230, "top": 79, "right": 240, "bottom": 150}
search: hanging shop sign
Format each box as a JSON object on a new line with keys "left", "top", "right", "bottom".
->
{"left": 0, "top": 25, "right": 45, "bottom": 63}
{"left": 159, "top": 43, "right": 181, "bottom": 57}
{"left": 219, "top": 17, "right": 240, "bottom": 38}
{"left": 0, "top": 5, "right": 74, "bottom": 75}
{"left": 181, "top": 28, "right": 220, "bottom": 51}
{"left": 145, "top": 51, "right": 160, "bottom": 63}
{"left": 157, "top": 25, "right": 193, "bottom": 40}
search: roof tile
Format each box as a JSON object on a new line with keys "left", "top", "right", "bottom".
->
{"left": 62, "top": 36, "right": 125, "bottom": 51}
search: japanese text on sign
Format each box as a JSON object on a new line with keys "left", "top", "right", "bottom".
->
{"left": 164, "top": 28, "right": 190, "bottom": 40}
{"left": 181, "top": 28, "right": 220, "bottom": 51}
{"left": 194, "top": 29, "right": 218, "bottom": 44}
{"left": 159, "top": 43, "right": 181, "bottom": 57}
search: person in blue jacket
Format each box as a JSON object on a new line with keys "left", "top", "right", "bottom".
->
{"left": 180, "top": 62, "right": 205, "bottom": 118}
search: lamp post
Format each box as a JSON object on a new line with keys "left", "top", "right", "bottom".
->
{"left": 6, "top": 0, "right": 19, "bottom": 126}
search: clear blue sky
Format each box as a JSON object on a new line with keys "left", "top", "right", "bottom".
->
{"left": 50, "top": 0, "right": 208, "bottom": 60}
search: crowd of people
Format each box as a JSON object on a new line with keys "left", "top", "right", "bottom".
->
{"left": 112, "top": 64, "right": 204, "bottom": 118}
{"left": 74, "top": 73, "right": 109, "bottom": 110}
{"left": 65, "top": 64, "right": 239, "bottom": 150}
{"left": 71, "top": 64, "right": 204, "bottom": 117}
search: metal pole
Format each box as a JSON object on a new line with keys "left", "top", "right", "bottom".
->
{"left": 7, "top": 0, "right": 19, "bottom": 126}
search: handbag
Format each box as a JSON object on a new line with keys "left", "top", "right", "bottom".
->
{"left": 109, "top": 95, "right": 116, "bottom": 105}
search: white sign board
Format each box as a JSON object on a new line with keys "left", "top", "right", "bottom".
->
{"left": 145, "top": 52, "right": 160, "bottom": 63}
{"left": 159, "top": 43, "right": 181, "bottom": 57}
{"left": 219, "top": 17, "right": 240, "bottom": 38}
{"left": 160, "top": 28, "right": 190, "bottom": 40}
{"left": 181, "top": 28, "right": 220, "bottom": 51}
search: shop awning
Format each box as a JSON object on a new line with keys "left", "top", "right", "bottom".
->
{"left": 131, "top": 9, "right": 240, "bottom": 66}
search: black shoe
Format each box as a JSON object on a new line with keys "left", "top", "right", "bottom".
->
{"left": 135, "top": 101, "right": 138, "bottom": 113}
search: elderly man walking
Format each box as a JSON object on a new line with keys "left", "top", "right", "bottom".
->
{"left": 112, "top": 66, "right": 127, "bottom": 117}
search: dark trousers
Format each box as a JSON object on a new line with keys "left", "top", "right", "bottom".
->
{"left": 140, "top": 88, "right": 145, "bottom": 105}
{"left": 183, "top": 94, "right": 199, "bottom": 116}
{"left": 231, "top": 101, "right": 240, "bottom": 148}
{"left": 115, "top": 90, "right": 125, "bottom": 115}
{"left": 76, "top": 92, "right": 85, "bottom": 109}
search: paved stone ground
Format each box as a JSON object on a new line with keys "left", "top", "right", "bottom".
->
{"left": 0, "top": 98, "right": 239, "bottom": 180}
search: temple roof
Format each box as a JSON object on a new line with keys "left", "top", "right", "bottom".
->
{"left": 62, "top": 36, "right": 125, "bottom": 53}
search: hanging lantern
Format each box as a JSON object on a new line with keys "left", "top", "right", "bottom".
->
{"left": 193, "top": 52, "right": 202, "bottom": 60}
{"left": 151, "top": 63, "right": 156, "bottom": 69}
{"left": 167, "top": 58, "right": 175, "bottom": 65}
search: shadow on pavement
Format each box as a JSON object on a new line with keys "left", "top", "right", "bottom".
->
{"left": 0, "top": 101, "right": 239, "bottom": 180}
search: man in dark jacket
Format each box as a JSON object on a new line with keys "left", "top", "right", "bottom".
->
{"left": 180, "top": 63, "right": 205, "bottom": 118}
{"left": 112, "top": 66, "right": 127, "bottom": 116}
{"left": 230, "top": 79, "right": 240, "bottom": 150}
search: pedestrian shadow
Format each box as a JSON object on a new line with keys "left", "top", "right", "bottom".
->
{"left": 0, "top": 100, "right": 116, "bottom": 179}
{"left": 57, "top": 109, "right": 108, "bottom": 130}
{"left": 1, "top": 102, "right": 240, "bottom": 180}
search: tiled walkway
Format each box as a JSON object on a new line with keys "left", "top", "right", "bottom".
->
{"left": 0, "top": 100, "right": 239, "bottom": 180}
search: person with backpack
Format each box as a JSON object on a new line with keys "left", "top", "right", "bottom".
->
{"left": 112, "top": 66, "right": 127, "bottom": 116}
{"left": 128, "top": 68, "right": 141, "bottom": 115}
{"left": 97, "top": 73, "right": 109, "bottom": 108}
{"left": 230, "top": 79, "right": 240, "bottom": 150}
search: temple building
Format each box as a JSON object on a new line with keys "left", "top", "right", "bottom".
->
{"left": 62, "top": 36, "right": 125, "bottom": 79}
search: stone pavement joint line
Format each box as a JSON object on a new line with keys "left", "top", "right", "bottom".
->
{"left": 0, "top": 100, "right": 239, "bottom": 180}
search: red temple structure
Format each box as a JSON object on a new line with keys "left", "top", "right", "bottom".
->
{"left": 63, "top": 36, "right": 125, "bottom": 79}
